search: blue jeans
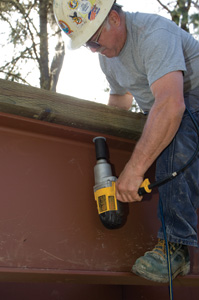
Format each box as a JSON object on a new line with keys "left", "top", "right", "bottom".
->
{"left": 156, "top": 87, "right": 199, "bottom": 247}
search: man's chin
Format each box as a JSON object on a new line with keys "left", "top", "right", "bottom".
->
{"left": 98, "top": 47, "right": 106, "bottom": 55}
{"left": 99, "top": 48, "right": 118, "bottom": 58}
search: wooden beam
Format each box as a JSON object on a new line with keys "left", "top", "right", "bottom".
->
{"left": 0, "top": 79, "right": 146, "bottom": 140}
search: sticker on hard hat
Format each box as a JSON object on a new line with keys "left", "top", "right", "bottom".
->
{"left": 88, "top": 4, "right": 100, "bottom": 20}
{"left": 78, "top": 1, "right": 92, "bottom": 14}
{"left": 59, "top": 20, "right": 73, "bottom": 35}
{"left": 69, "top": 12, "right": 83, "bottom": 24}
{"left": 68, "top": 1, "right": 100, "bottom": 22}
{"left": 69, "top": 1, "right": 78, "bottom": 9}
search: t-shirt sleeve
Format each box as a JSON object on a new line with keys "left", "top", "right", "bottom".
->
{"left": 141, "top": 28, "right": 187, "bottom": 86}
{"left": 106, "top": 73, "right": 128, "bottom": 95}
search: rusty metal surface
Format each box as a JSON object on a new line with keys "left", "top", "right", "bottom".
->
{"left": 0, "top": 112, "right": 160, "bottom": 275}
{"left": 0, "top": 282, "right": 199, "bottom": 300}
{"left": 0, "top": 283, "right": 123, "bottom": 300}
{"left": 124, "top": 285, "right": 199, "bottom": 300}
{"left": 0, "top": 111, "right": 198, "bottom": 295}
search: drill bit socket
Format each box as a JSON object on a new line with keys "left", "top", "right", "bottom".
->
{"left": 93, "top": 137, "right": 108, "bottom": 160}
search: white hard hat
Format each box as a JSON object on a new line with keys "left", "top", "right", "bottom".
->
{"left": 53, "top": 0, "right": 115, "bottom": 50}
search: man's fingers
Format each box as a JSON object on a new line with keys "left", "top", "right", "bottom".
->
{"left": 116, "top": 188, "right": 143, "bottom": 203}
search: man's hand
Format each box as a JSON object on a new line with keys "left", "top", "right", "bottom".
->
{"left": 115, "top": 161, "right": 143, "bottom": 203}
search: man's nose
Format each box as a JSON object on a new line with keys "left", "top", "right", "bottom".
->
{"left": 90, "top": 47, "right": 98, "bottom": 53}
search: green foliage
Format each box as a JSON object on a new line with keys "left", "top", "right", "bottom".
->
{"left": 190, "top": 11, "right": 199, "bottom": 33}
{"left": 0, "top": 0, "right": 64, "bottom": 90}
{"left": 157, "top": 0, "right": 199, "bottom": 34}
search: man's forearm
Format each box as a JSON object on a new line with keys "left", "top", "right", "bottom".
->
{"left": 129, "top": 96, "right": 185, "bottom": 177}
{"left": 115, "top": 95, "right": 185, "bottom": 203}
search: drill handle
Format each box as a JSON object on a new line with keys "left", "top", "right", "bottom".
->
{"left": 138, "top": 178, "right": 152, "bottom": 196}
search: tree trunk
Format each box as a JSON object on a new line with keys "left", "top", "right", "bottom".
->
{"left": 39, "top": 0, "right": 50, "bottom": 90}
{"left": 50, "top": 32, "right": 65, "bottom": 92}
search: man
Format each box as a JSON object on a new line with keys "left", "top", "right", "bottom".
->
{"left": 54, "top": 0, "right": 199, "bottom": 282}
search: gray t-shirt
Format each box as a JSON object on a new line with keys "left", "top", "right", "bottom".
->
{"left": 99, "top": 12, "right": 199, "bottom": 112}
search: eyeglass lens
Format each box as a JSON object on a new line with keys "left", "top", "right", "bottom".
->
{"left": 85, "top": 20, "right": 105, "bottom": 49}
{"left": 85, "top": 40, "right": 101, "bottom": 49}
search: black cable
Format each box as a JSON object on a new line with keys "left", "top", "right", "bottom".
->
{"left": 159, "top": 197, "right": 173, "bottom": 300}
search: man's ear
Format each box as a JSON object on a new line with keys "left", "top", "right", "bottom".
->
{"left": 108, "top": 10, "right": 121, "bottom": 27}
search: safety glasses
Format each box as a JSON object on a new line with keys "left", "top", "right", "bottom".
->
{"left": 85, "top": 19, "right": 107, "bottom": 49}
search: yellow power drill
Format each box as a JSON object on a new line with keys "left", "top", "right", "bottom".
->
{"left": 93, "top": 137, "right": 158, "bottom": 229}
{"left": 93, "top": 136, "right": 128, "bottom": 229}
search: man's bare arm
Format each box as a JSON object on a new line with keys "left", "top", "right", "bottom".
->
{"left": 115, "top": 71, "right": 186, "bottom": 203}
{"left": 108, "top": 92, "right": 133, "bottom": 110}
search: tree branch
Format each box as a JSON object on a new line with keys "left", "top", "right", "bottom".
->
{"left": 0, "top": 0, "right": 25, "bottom": 14}
{"left": 156, "top": 0, "right": 172, "bottom": 13}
